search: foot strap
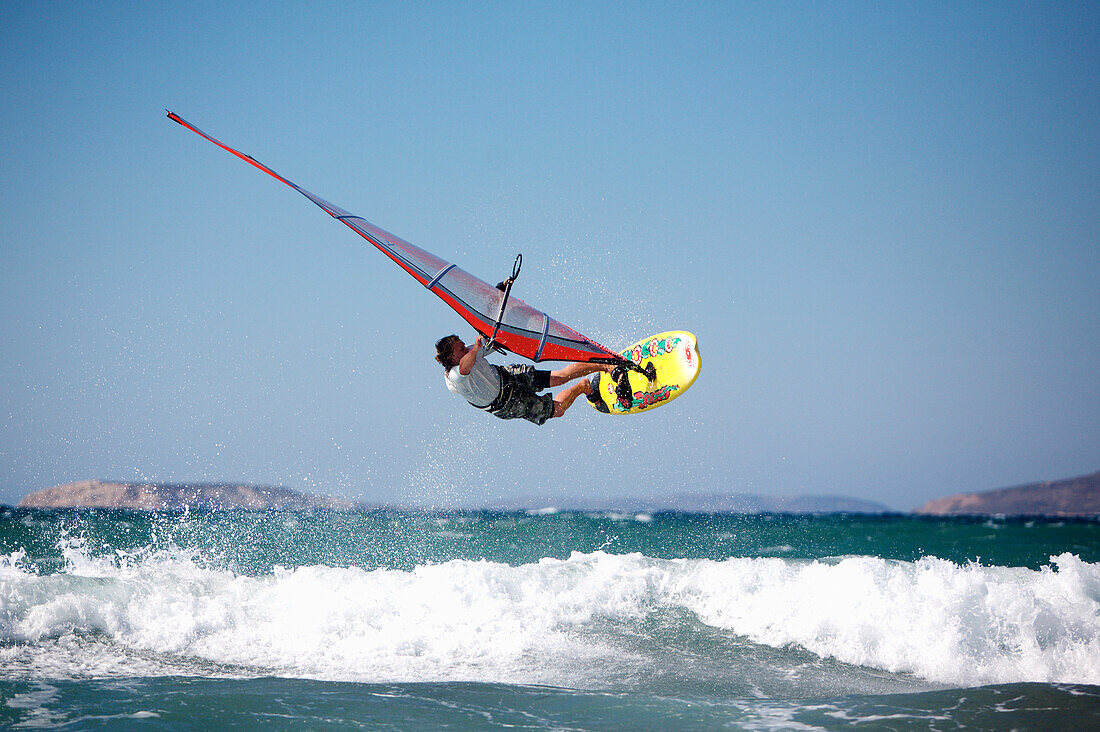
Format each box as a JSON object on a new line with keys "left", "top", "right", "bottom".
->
{"left": 611, "top": 365, "right": 633, "bottom": 410}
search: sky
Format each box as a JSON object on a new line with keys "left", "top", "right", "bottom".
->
{"left": 1, "top": 2, "right": 1097, "bottom": 510}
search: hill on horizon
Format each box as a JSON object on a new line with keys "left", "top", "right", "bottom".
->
{"left": 914, "top": 471, "right": 1099, "bottom": 517}
{"left": 17, "top": 480, "right": 356, "bottom": 511}
{"left": 14, "top": 472, "right": 1099, "bottom": 516}
{"left": 491, "top": 492, "right": 892, "bottom": 514}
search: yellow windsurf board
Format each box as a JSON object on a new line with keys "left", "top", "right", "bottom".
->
{"left": 588, "top": 330, "right": 700, "bottom": 415}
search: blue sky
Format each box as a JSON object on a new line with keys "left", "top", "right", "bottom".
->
{"left": 1, "top": 2, "right": 1097, "bottom": 509}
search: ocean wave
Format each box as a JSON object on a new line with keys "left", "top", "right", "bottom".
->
{"left": 1, "top": 545, "right": 1097, "bottom": 687}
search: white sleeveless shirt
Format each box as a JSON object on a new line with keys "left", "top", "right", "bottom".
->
{"left": 444, "top": 344, "right": 501, "bottom": 408}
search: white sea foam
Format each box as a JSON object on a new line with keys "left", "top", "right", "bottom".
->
{"left": 1, "top": 546, "right": 1097, "bottom": 687}
{"left": 671, "top": 553, "right": 1100, "bottom": 686}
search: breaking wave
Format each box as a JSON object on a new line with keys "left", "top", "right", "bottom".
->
{"left": 2, "top": 542, "right": 1097, "bottom": 687}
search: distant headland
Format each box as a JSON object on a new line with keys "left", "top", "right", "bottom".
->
{"left": 13, "top": 471, "right": 1099, "bottom": 516}
{"left": 913, "top": 471, "right": 1099, "bottom": 517}
{"left": 14, "top": 482, "right": 892, "bottom": 514}
{"left": 17, "top": 480, "right": 356, "bottom": 511}
{"left": 496, "top": 493, "right": 892, "bottom": 514}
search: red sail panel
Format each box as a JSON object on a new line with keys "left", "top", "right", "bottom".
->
{"left": 167, "top": 112, "right": 621, "bottom": 365}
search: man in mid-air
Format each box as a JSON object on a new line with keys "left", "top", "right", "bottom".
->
{"left": 435, "top": 334, "right": 629, "bottom": 424}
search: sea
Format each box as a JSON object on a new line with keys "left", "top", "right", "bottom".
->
{"left": 1, "top": 507, "right": 1097, "bottom": 730}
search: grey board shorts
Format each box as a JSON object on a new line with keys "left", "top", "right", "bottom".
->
{"left": 483, "top": 365, "right": 554, "bottom": 426}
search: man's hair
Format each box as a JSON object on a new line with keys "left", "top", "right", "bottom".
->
{"left": 435, "top": 335, "right": 461, "bottom": 370}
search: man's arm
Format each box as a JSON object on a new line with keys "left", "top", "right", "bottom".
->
{"left": 458, "top": 336, "right": 484, "bottom": 376}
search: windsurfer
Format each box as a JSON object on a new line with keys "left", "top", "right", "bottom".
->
{"left": 168, "top": 114, "right": 644, "bottom": 414}
{"left": 435, "top": 335, "right": 622, "bottom": 424}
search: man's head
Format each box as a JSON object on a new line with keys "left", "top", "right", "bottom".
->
{"left": 435, "top": 334, "right": 463, "bottom": 370}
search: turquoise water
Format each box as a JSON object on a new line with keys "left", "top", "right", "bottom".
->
{"left": 2, "top": 508, "right": 1098, "bottom": 729}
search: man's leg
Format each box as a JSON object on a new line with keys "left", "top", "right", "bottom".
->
{"left": 551, "top": 379, "right": 594, "bottom": 419}
{"left": 548, "top": 362, "right": 613, "bottom": 387}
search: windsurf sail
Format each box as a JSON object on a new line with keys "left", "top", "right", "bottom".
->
{"left": 167, "top": 112, "right": 624, "bottom": 366}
